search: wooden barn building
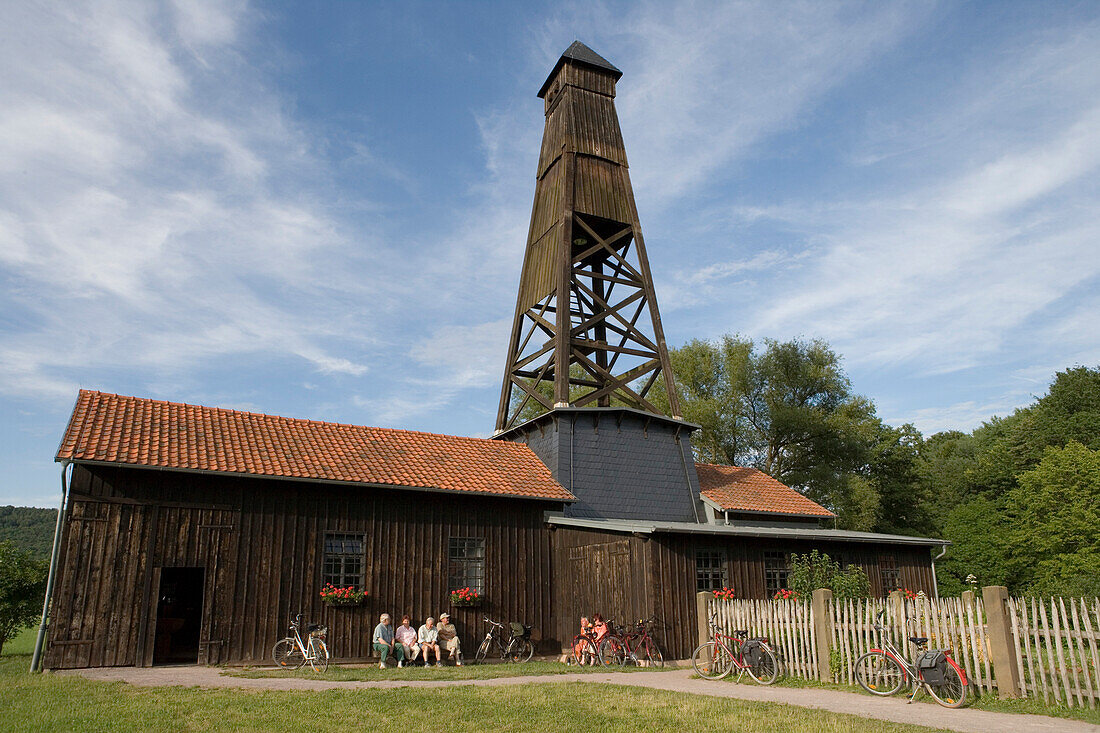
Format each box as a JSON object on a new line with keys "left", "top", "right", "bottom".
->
{"left": 38, "top": 42, "right": 946, "bottom": 669}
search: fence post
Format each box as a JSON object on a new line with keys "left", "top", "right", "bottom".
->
{"left": 696, "top": 592, "right": 711, "bottom": 652}
{"left": 812, "top": 588, "right": 833, "bottom": 682}
{"left": 888, "top": 589, "right": 905, "bottom": 640}
{"left": 982, "top": 585, "right": 1023, "bottom": 698}
{"left": 961, "top": 589, "right": 976, "bottom": 615}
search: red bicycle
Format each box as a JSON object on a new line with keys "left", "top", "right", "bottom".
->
{"left": 691, "top": 613, "right": 778, "bottom": 683}
{"left": 598, "top": 617, "right": 665, "bottom": 667}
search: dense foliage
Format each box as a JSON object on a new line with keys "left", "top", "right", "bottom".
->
{"left": 0, "top": 541, "right": 47, "bottom": 654}
{"left": 0, "top": 506, "right": 56, "bottom": 559}
{"left": 787, "top": 549, "right": 870, "bottom": 600}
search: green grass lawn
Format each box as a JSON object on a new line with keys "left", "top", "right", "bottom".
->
{"left": 743, "top": 672, "right": 1100, "bottom": 727}
{"left": 1, "top": 626, "right": 37, "bottom": 657}
{"left": 0, "top": 656, "right": 948, "bottom": 733}
{"left": 229, "top": 659, "right": 665, "bottom": 682}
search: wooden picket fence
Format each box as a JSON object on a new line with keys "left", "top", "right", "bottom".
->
{"left": 706, "top": 592, "right": 1100, "bottom": 709}
{"left": 829, "top": 596, "right": 994, "bottom": 695}
{"left": 1007, "top": 597, "right": 1100, "bottom": 708}
{"left": 706, "top": 597, "right": 818, "bottom": 678}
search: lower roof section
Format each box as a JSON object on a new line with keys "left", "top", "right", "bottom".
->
{"left": 546, "top": 515, "right": 949, "bottom": 547}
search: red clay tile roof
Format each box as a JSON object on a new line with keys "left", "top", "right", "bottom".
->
{"left": 696, "top": 463, "right": 834, "bottom": 518}
{"left": 57, "top": 391, "right": 574, "bottom": 502}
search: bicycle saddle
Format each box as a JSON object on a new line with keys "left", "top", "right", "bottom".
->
{"left": 307, "top": 623, "right": 322, "bottom": 632}
{"left": 734, "top": 629, "right": 749, "bottom": 638}
{"left": 909, "top": 636, "right": 928, "bottom": 645}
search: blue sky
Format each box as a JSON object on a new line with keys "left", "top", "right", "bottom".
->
{"left": 2, "top": 1, "right": 1099, "bottom": 507}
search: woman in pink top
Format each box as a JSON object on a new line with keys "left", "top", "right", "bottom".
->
{"left": 394, "top": 615, "right": 419, "bottom": 666}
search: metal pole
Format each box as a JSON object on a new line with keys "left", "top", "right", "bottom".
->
{"left": 30, "top": 462, "right": 70, "bottom": 673}
{"left": 930, "top": 543, "right": 948, "bottom": 600}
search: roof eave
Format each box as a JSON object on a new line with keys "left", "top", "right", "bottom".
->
{"left": 61, "top": 458, "right": 576, "bottom": 504}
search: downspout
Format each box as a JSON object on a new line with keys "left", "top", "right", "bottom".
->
{"left": 931, "top": 543, "right": 948, "bottom": 600}
{"left": 675, "top": 430, "right": 701, "bottom": 523}
{"left": 30, "top": 461, "right": 71, "bottom": 673}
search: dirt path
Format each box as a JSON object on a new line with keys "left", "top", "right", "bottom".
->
{"left": 62, "top": 666, "right": 1096, "bottom": 733}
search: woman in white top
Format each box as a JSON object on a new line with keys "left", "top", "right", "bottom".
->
{"left": 417, "top": 616, "right": 442, "bottom": 667}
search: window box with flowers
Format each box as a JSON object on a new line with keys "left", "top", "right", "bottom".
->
{"left": 320, "top": 583, "right": 367, "bottom": 607}
{"left": 711, "top": 587, "right": 736, "bottom": 600}
{"left": 450, "top": 587, "right": 481, "bottom": 607}
{"left": 773, "top": 588, "right": 800, "bottom": 601}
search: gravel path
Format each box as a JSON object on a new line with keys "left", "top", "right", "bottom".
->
{"left": 61, "top": 665, "right": 1096, "bottom": 733}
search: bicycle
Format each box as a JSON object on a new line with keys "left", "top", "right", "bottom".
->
{"left": 272, "top": 613, "right": 330, "bottom": 672}
{"left": 691, "top": 613, "right": 778, "bottom": 684}
{"left": 854, "top": 609, "right": 968, "bottom": 708}
{"left": 570, "top": 623, "right": 602, "bottom": 667}
{"left": 598, "top": 617, "right": 665, "bottom": 668}
{"left": 474, "top": 618, "right": 534, "bottom": 664}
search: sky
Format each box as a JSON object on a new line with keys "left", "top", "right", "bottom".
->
{"left": 2, "top": 0, "right": 1099, "bottom": 507}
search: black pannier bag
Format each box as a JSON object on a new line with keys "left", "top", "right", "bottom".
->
{"left": 742, "top": 640, "right": 763, "bottom": 666}
{"left": 510, "top": 622, "right": 532, "bottom": 639}
{"left": 917, "top": 650, "right": 948, "bottom": 686}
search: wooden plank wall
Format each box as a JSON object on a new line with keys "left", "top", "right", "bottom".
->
{"left": 44, "top": 464, "right": 558, "bottom": 668}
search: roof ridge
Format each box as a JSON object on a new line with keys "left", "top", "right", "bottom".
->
{"left": 74, "top": 390, "right": 519, "bottom": 448}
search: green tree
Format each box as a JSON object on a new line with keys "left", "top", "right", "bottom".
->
{"left": 653, "top": 336, "right": 928, "bottom": 533}
{"left": 1008, "top": 441, "right": 1100, "bottom": 596}
{"left": 0, "top": 540, "right": 48, "bottom": 655}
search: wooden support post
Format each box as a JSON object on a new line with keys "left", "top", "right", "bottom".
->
{"left": 983, "top": 585, "right": 1023, "bottom": 699}
{"left": 889, "top": 589, "right": 906, "bottom": 640}
{"left": 812, "top": 588, "right": 833, "bottom": 682}
{"left": 961, "top": 589, "right": 976, "bottom": 614}
{"left": 696, "top": 591, "right": 711, "bottom": 655}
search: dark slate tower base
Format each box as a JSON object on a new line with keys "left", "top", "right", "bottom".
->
{"left": 496, "top": 408, "right": 705, "bottom": 523}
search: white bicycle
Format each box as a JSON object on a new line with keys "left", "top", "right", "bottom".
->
{"left": 272, "top": 613, "right": 330, "bottom": 672}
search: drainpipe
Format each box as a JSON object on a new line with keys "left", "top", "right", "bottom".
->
{"left": 30, "top": 461, "right": 71, "bottom": 673}
{"left": 930, "top": 543, "right": 948, "bottom": 600}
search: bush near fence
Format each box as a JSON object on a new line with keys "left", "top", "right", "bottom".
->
{"left": 698, "top": 587, "right": 1100, "bottom": 709}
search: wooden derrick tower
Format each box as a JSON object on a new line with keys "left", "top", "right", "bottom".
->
{"left": 495, "top": 41, "right": 683, "bottom": 431}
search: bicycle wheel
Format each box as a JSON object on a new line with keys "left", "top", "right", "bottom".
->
{"left": 509, "top": 639, "right": 534, "bottom": 664}
{"left": 745, "top": 644, "right": 778, "bottom": 685}
{"left": 691, "top": 641, "right": 733, "bottom": 680}
{"left": 272, "top": 638, "right": 305, "bottom": 669}
{"left": 597, "top": 637, "right": 627, "bottom": 668}
{"left": 641, "top": 638, "right": 664, "bottom": 668}
{"left": 570, "top": 636, "right": 598, "bottom": 666}
{"left": 925, "top": 660, "right": 968, "bottom": 708}
{"left": 308, "top": 638, "right": 329, "bottom": 673}
{"left": 854, "top": 651, "right": 905, "bottom": 696}
{"left": 475, "top": 638, "right": 492, "bottom": 664}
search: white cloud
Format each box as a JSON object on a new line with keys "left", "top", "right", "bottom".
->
{"left": 0, "top": 0, "right": 386, "bottom": 401}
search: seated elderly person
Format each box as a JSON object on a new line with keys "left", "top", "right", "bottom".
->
{"left": 437, "top": 612, "right": 462, "bottom": 666}
{"left": 372, "top": 613, "right": 405, "bottom": 669}
{"left": 395, "top": 614, "right": 419, "bottom": 665}
{"left": 417, "top": 616, "right": 442, "bottom": 667}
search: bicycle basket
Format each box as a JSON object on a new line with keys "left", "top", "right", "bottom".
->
{"left": 509, "top": 622, "right": 531, "bottom": 639}
{"left": 917, "top": 650, "right": 947, "bottom": 686}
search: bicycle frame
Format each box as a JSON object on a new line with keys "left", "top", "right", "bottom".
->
{"left": 870, "top": 612, "right": 968, "bottom": 693}
{"left": 287, "top": 614, "right": 326, "bottom": 662}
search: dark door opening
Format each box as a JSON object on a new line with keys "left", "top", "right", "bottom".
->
{"left": 153, "top": 567, "right": 205, "bottom": 665}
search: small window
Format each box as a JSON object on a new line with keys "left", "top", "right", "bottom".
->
{"left": 323, "top": 533, "right": 365, "bottom": 589}
{"left": 764, "top": 551, "right": 790, "bottom": 597}
{"left": 879, "top": 555, "right": 901, "bottom": 596}
{"left": 448, "top": 537, "right": 485, "bottom": 593}
{"left": 695, "top": 549, "right": 727, "bottom": 592}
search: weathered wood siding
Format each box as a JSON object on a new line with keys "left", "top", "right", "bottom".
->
{"left": 554, "top": 525, "right": 935, "bottom": 660}
{"left": 44, "top": 464, "right": 559, "bottom": 669}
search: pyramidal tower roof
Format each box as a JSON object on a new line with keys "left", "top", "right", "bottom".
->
{"left": 538, "top": 40, "right": 623, "bottom": 98}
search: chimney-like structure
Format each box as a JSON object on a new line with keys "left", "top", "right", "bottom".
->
{"left": 495, "top": 41, "right": 682, "bottom": 432}
{"left": 495, "top": 43, "right": 703, "bottom": 524}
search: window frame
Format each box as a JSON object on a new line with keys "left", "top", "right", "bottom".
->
{"left": 763, "top": 550, "right": 791, "bottom": 597}
{"left": 695, "top": 548, "right": 728, "bottom": 592}
{"left": 879, "top": 555, "right": 901, "bottom": 596}
{"left": 322, "top": 532, "right": 366, "bottom": 590}
{"left": 447, "top": 536, "right": 486, "bottom": 594}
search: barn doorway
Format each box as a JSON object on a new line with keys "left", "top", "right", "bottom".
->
{"left": 153, "top": 567, "right": 205, "bottom": 665}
